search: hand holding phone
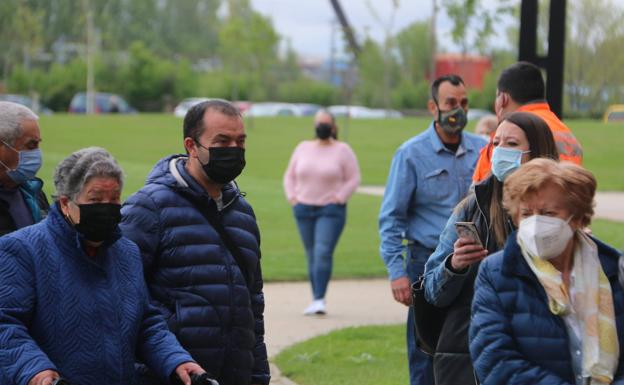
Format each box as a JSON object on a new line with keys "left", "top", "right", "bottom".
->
{"left": 455, "top": 222, "right": 483, "bottom": 247}
{"left": 451, "top": 222, "right": 487, "bottom": 271}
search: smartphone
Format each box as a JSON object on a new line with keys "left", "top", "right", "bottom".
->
{"left": 455, "top": 222, "right": 483, "bottom": 247}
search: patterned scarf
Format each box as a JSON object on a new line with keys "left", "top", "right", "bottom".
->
{"left": 519, "top": 231, "right": 619, "bottom": 384}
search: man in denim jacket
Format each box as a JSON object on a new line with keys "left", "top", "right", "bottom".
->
{"left": 378, "top": 75, "right": 486, "bottom": 385}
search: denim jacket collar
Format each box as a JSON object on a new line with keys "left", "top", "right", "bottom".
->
{"left": 426, "top": 121, "right": 468, "bottom": 157}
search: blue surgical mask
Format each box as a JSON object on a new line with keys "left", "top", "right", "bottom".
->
{"left": 491, "top": 146, "right": 530, "bottom": 182}
{"left": 0, "top": 141, "right": 42, "bottom": 184}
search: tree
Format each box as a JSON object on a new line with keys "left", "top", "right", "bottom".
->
{"left": 218, "top": 0, "right": 280, "bottom": 100}
{"left": 395, "top": 21, "right": 432, "bottom": 85}
{"left": 565, "top": 0, "right": 624, "bottom": 116}
{"left": 0, "top": 1, "right": 44, "bottom": 86}
{"left": 119, "top": 41, "right": 196, "bottom": 111}
{"left": 354, "top": 39, "right": 399, "bottom": 107}
{"left": 442, "top": 0, "right": 514, "bottom": 55}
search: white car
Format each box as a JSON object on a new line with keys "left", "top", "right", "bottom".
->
{"left": 173, "top": 98, "right": 211, "bottom": 118}
{"left": 328, "top": 105, "right": 402, "bottom": 119}
{"left": 245, "top": 102, "right": 300, "bottom": 117}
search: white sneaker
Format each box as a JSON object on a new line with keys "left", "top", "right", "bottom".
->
{"left": 303, "top": 299, "right": 326, "bottom": 315}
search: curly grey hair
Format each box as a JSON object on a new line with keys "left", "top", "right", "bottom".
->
{"left": 53, "top": 147, "right": 124, "bottom": 201}
{"left": 0, "top": 101, "right": 39, "bottom": 146}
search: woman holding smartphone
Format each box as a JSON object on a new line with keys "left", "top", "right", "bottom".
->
{"left": 422, "top": 111, "right": 560, "bottom": 385}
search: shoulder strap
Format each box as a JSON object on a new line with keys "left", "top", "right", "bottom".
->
{"left": 201, "top": 206, "right": 254, "bottom": 290}
{"left": 195, "top": 198, "right": 254, "bottom": 291}
{"left": 172, "top": 185, "right": 254, "bottom": 290}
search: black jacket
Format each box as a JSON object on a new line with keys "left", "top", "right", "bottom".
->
{"left": 0, "top": 178, "right": 49, "bottom": 236}
{"left": 426, "top": 176, "right": 514, "bottom": 385}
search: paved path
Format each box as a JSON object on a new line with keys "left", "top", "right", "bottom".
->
{"left": 265, "top": 188, "right": 624, "bottom": 384}
{"left": 358, "top": 186, "right": 624, "bottom": 223}
{"left": 264, "top": 279, "right": 405, "bottom": 384}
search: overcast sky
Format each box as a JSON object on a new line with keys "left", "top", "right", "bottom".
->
{"left": 249, "top": 0, "right": 513, "bottom": 59}
{"left": 249, "top": 0, "right": 624, "bottom": 60}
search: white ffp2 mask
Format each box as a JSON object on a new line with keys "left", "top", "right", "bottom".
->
{"left": 517, "top": 215, "right": 573, "bottom": 260}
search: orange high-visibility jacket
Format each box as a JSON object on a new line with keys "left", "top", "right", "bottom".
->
{"left": 472, "top": 102, "right": 583, "bottom": 183}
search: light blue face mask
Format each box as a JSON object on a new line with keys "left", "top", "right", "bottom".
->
{"left": 0, "top": 141, "right": 42, "bottom": 184}
{"left": 491, "top": 146, "right": 530, "bottom": 182}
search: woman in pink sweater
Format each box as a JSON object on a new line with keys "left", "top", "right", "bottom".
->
{"left": 283, "top": 110, "right": 361, "bottom": 315}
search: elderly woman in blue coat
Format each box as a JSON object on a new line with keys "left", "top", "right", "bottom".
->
{"left": 470, "top": 158, "right": 624, "bottom": 385}
{"left": 0, "top": 148, "right": 206, "bottom": 385}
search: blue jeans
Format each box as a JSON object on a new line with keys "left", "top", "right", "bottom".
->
{"left": 293, "top": 203, "right": 347, "bottom": 300}
{"left": 406, "top": 243, "right": 435, "bottom": 385}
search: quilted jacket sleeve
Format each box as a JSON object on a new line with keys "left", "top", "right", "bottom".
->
{"left": 120, "top": 190, "right": 161, "bottom": 273}
{"left": 248, "top": 212, "right": 270, "bottom": 385}
{"left": 0, "top": 237, "right": 57, "bottom": 385}
{"left": 137, "top": 296, "right": 195, "bottom": 381}
{"left": 469, "top": 261, "right": 573, "bottom": 385}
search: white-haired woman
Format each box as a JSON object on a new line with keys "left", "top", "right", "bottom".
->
{"left": 0, "top": 147, "right": 206, "bottom": 385}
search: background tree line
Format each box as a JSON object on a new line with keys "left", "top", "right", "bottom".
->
{"left": 0, "top": 0, "right": 622, "bottom": 116}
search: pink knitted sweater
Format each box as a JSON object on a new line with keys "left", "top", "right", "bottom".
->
{"left": 283, "top": 140, "right": 360, "bottom": 206}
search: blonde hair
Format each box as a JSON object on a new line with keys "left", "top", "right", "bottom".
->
{"left": 503, "top": 158, "right": 596, "bottom": 227}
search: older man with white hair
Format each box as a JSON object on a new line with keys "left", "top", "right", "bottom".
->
{"left": 0, "top": 101, "right": 47, "bottom": 235}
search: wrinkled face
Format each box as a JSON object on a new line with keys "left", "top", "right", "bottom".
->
{"left": 516, "top": 182, "right": 581, "bottom": 231}
{"left": 0, "top": 119, "right": 41, "bottom": 171}
{"left": 492, "top": 121, "right": 531, "bottom": 164}
{"left": 60, "top": 177, "right": 122, "bottom": 224}
{"left": 186, "top": 110, "right": 246, "bottom": 165}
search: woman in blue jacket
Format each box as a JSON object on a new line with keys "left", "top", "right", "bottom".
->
{"left": 470, "top": 158, "right": 624, "bottom": 385}
{"left": 423, "top": 112, "right": 559, "bottom": 385}
{"left": 0, "top": 148, "right": 205, "bottom": 385}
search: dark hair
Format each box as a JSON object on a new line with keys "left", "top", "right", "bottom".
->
{"left": 487, "top": 111, "right": 558, "bottom": 248}
{"left": 431, "top": 74, "right": 465, "bottom": 103}
{"left": 503, "top": 111, "right": 558, "bottom": 160}
{"left": 183, "top": 99, "right": 241, "bottom": 142}
{"left": 497, "top": 62, "right": 545, "bottom": 104}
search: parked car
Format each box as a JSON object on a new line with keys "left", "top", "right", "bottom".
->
{"left": 328, "top": 105, "right": 402, "bottom": 119}
{"left": 174, "top": 98, "right": 211, "bottom": 118}
{"left": 245, "top": 102, "right": 300, "bottom": 117}
{"left": 68, "top": 92, "right": 135, "bottom": 114}
{"left": 0, "top": 94, "right": 53, "bottom": 114}
{"left": 604, "top": 104, "right": 624, "bottom": 123}
{"left": 295, "top": 103, "right": 322, "bottom": 116}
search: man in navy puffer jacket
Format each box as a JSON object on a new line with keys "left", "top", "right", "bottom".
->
{"left": 121, "top": 100, "right": 269, "bottom": 385}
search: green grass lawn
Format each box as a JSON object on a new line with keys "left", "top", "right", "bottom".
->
{"left": 274, "top": 324, "right": 408, "bottom": 385}
{"left": 37, "top": 114, "right": 624, "bottom": 281}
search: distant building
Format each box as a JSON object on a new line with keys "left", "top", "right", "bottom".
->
{"left": 298, "top": 56, "right": 355, "bottom": 87}
{"left": 434, "top": 54, "right": 492, "bottom": 89}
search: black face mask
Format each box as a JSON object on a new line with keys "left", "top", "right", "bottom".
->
{"left": 199, "top": 146, "right": 246, "bottom": 184}
{"left": 315, "top": 123, "right": 333, "bottom": 140}
{"left": 73, "top": 203, "right": 121, "bottom": 242}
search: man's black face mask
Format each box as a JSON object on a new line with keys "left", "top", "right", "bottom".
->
{"left": 197, "top": 144, "right": 246, "bottom": 184}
